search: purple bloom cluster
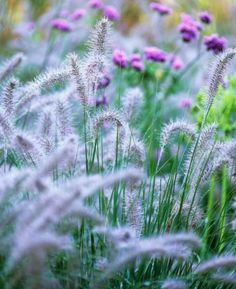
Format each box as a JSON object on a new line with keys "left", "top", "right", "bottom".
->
{"left": 150, "top": 2, "right": 172, "bottom": 15}
{"left": 112, "top": 47, "right": 185, "bottom": 73}
{"left": 27, "top": 22, "right": 35, "bottom": 31}
{"left": 112, "top": 50, "right": 145, "bottom": 72}
{"left": 96, "top": 96, "right": 108, "bottom": 107}
{"left": 70, "top": 9, "right": 86, "bottom": 21}
{"left": 104, "top": 6, "right": 120, "bottom": 21}
{"left": 51, "top": 18, "right": 72, "bottom": 32}
{"left": 59, "top": 10, "right": 69, "bottom": 18}
{"left": 204, "top": 34, "right": 227, "bottom": 54}
{"left": 179, "top": 97, "right": 193, "bottom": 109}
{"left": 199, "top": 11, "right": 213, "bottom": 24}
{"left": 88, "top": 1, "right": 120, "bottom": 22}
{"left": 89, "top": 0, "right": 104, "bottom": 10}
{"left": 171, "top": 56, "right": 184, "bottom": 70}
{"left": 52, "top": 7, "right": 87, "bottom": 32}
{"left": 178, "top": 13, "right": 201, "bottom": 42}
{"left": 144, "top": 47, "right": 167, "bottom": 62}
{"left": 97, "top": 73, "right": 111, "bottom": 89}
{"left": 130, "top": 54, "right": 144, "bottom": 72}
{"left": 113, "top": 49, "right": 128, "bottom": 68}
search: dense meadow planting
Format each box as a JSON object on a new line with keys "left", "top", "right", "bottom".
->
{"left": 1, "top": 1, "right": 236, "bottom": 288}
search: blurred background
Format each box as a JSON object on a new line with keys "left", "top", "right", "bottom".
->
{"left": 2, "top": 0, "right": 236, "bottom": 37}
{"left": 2, "top": 0, "right": 236, "bottom": 46}
{"left": 1, "top": 0, "right": 236, "bottom": 83}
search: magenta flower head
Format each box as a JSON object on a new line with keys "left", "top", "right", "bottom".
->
{"left": 51, "top": 18, "right": 71, "bottom": 32}
{"left": 171, "top": 56, "right": 184, "bottom": 70}
{"left": 104, "top": 6, "right": 120, "bottom": 21}
{"left": 25, "top": 21, "right": 35, "bottom": 31}
{"left": 113, "top": 49, "right": 128, "bottom": 68}
{"left": 179, "top": 97, "right": 193, "bottom": 109}
{"left": 199, "top": 11, "right": 213, "bottom": 24}
{"left": 97, "top": 73, "right": 111, "bottom": 89}
{"left": 144, "top": 47, "right": 167, "bottom": 62}
{"left": 70, "top": 9, "right": 86, "bottom": 21}
{"left": 130, "top": 53, "right": 142, "bottom": 62}
{"left": 179, "top": 13, "right": 201, "bottom": 42}
{"left": 59, "top": 10, "right": 69, "bottom": 18}
{"left": 204, "top": 34, "right": 227, "bottom": 54}
{"left": 150, "top": 2, "right": 172, "bottom": 15}
{"left": 130, "top": 54, "right": 144, "bottom": 72}
{"left": 89, "top": 0, "right": 104, "bottom": 9}
{"left": 96, "top": 96, "right": 108, "bottom": 107}
{"left": 131, "top": 60, "right": 145, "bottom": 72}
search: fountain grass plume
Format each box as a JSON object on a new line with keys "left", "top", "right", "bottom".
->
{"left": 0, "top": 53, "right": 25, "bottom": 81}
{"left": 195, "top": 255, "right": 236, "bottom": 274}
{"left": 205, "top": 48, "right": 236, "bottom": 119}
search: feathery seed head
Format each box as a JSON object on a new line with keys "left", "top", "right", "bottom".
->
{"left": 122, "top": 87, "right": 143, "bottom": 120}
{"left": 87, "top": 17, "right": 112, "bottom": 57}
{"left": 162, "top": 279, "right": 187, "bottom": 289}
{"left": 195, "top": 255, "right": 236, "bottom": 274}
{"left": 160, "top": 119, "right": 196, "bottom": 149}
{"left": 205, "top": 48, "right": 236, "bottom": 113}
{"left": 0, "top": 52, "right": 25, "bottom": 81}
{"left": 67, "top": 52, "right": 88, "bottom": 105}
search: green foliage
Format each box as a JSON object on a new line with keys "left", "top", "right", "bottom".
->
{"left": 192, "top": 75, "right": 236, "bottom": 137}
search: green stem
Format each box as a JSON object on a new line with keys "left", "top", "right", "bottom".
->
{"left": 202, "top": 175, "right": 215, "bottom": 257}
{"left": 219, "top": 166, "right": 228, "bottom": 253}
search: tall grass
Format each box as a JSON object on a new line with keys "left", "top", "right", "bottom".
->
{"left": 0, "top": 17, "right": 235, "bottom": 289}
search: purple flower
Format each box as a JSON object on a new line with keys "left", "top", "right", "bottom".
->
{"left": 130, "top": 54, "right": 144, "bottom": 72}
{"left": 97, "top": 73, "right": 111, "bottom": 89}
{"left": 144, "top": 47, "right": 167, "bottom": 62}
{"left": 130, "top": 53, "right": 142, "bottom": 62}
{"left": 150, "top": 2, "right": 172, "bottom": 15}
{"left": 51, "top": 18, "right": 71, "bottom": 32}
{"left": 25, "top": 21, "right": 35, "bottom": 31}
{"left": 104, "top": 6, "right": 120, "bottom": 21}
{"left": 70, "top": 9, "right": 86, "bottom": 21}
{"left": 96, "top": 96, "right": 108, "bottom": 107}
{"left": 89, "top": 0, "right": 104, "bottom": 9}
{"left": 179, "top": 13, "right": 201, "bottom": 42}
{"left": 59, "top": 10, "right": 69, "bottom": 18}
{"left": 199, "top": 11, "right": 213, "bottom": 24}
{"left": 179, "top": 97, "right": 193, "bottom": 109}
{"left": 113, "top": 49, "right": 128, "bottom": 68}
{"left": 171, "top": 56, "right": 184, "bottom": 70}
{"left": 131, "top": 60, "right": 145, "bottom": 72}
{"left": 204, "top": 34, "right": 227, "bottom": 54}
